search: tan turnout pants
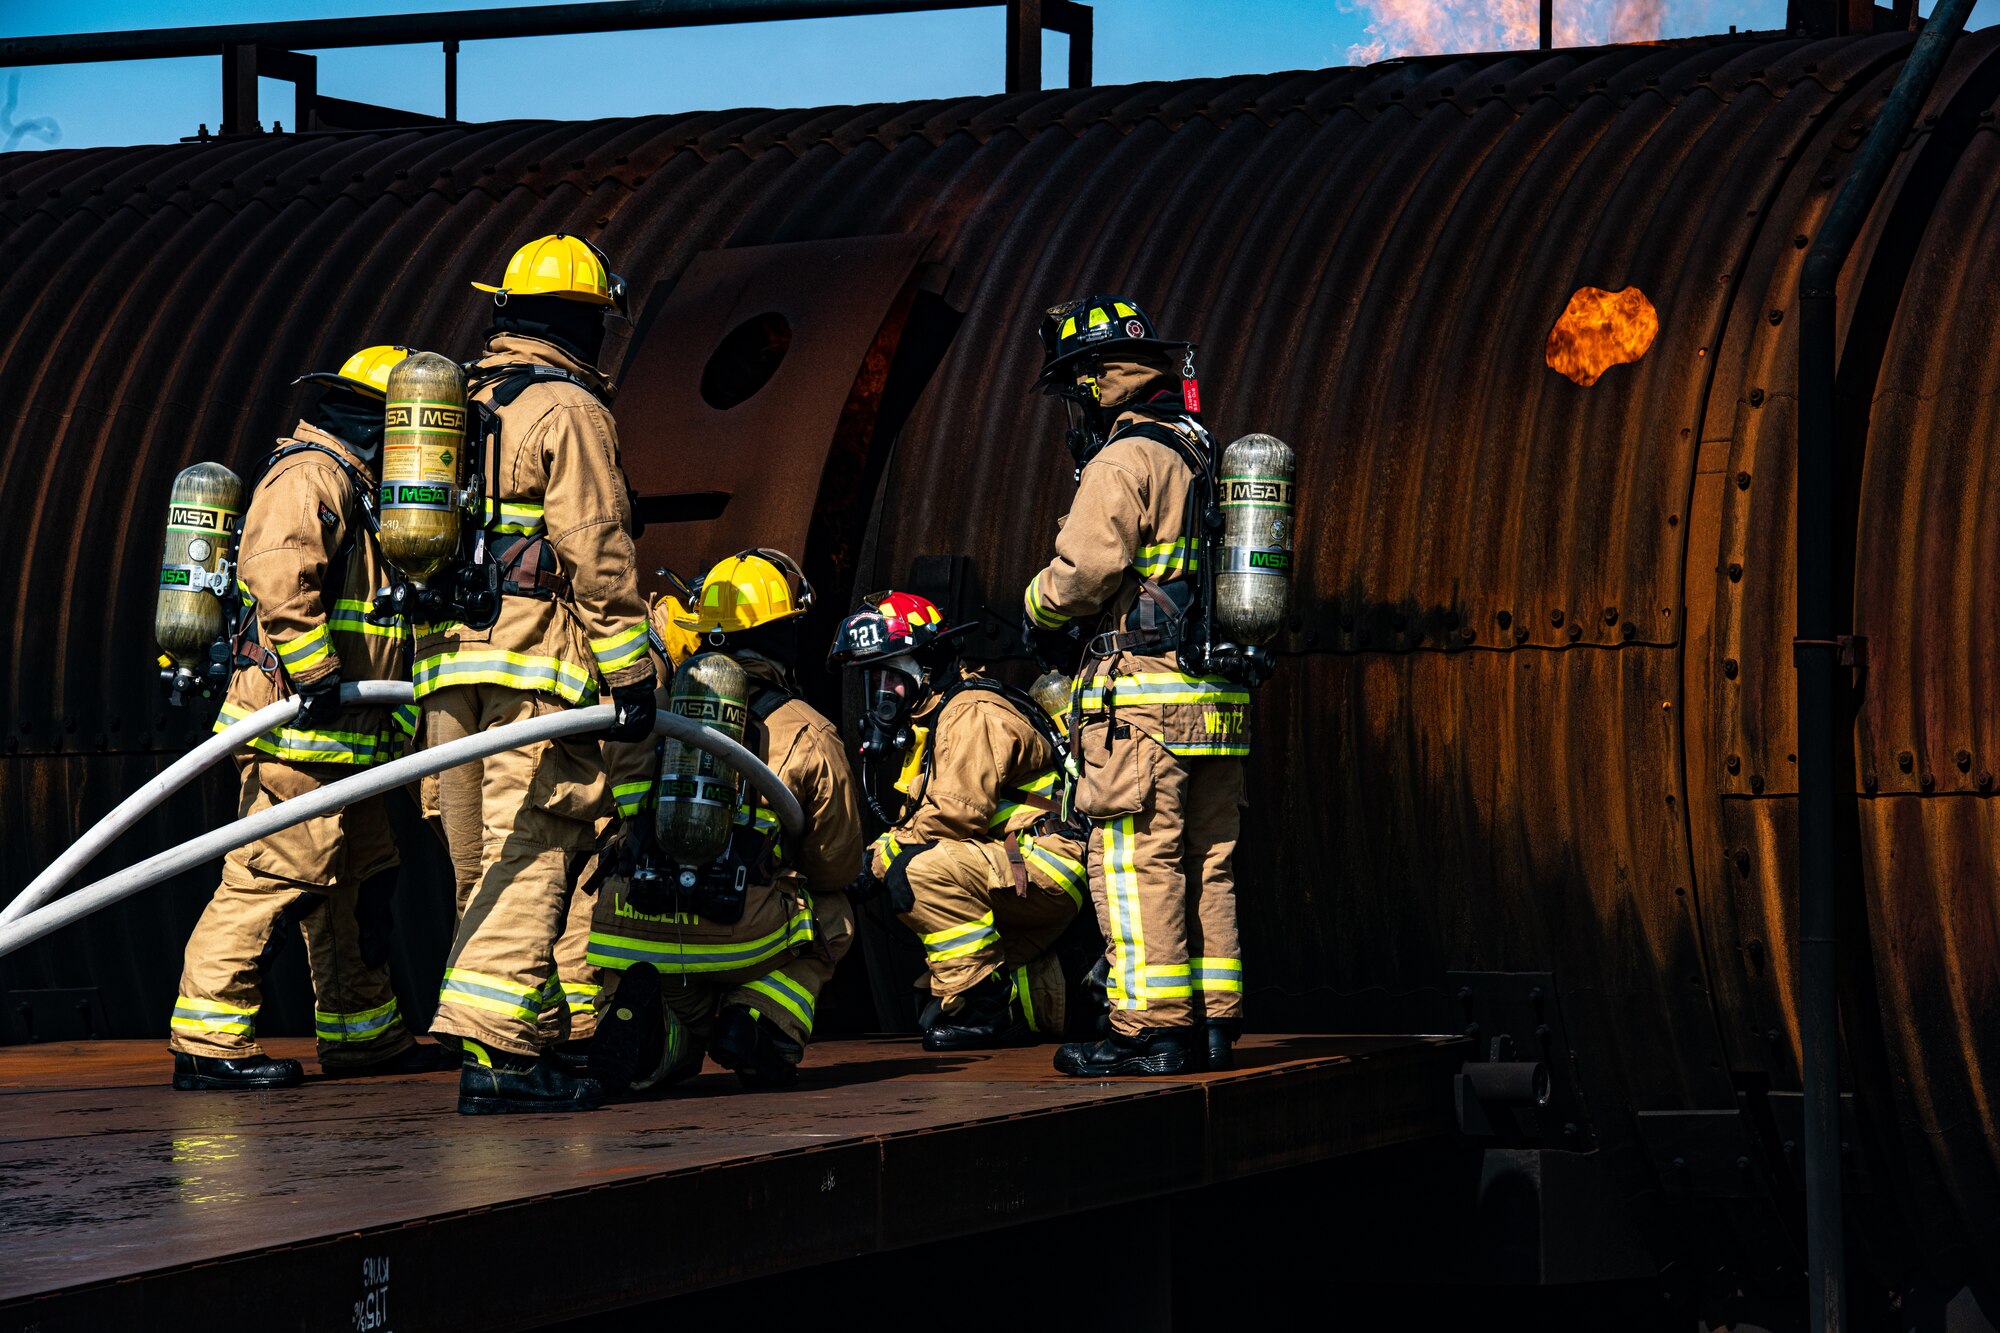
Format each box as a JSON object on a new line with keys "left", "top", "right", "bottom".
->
{"left": 1083, "top": 747, "right": 1245, "bottom": 1035}
{"left": 428, "top": 686, "right": 605, "bottom": 1057}
{"left": 899, "top": 839, "right": 1077, "bottom": 1034}
{"left": 169, "top": 757, "right": 413, "bottom": 1069}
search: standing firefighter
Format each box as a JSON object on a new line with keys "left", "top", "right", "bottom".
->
{"left": 168, "top": 345, "right": 455, "bottom": 1089}
{"left": 1022, "top": 296, "right": 1250, "bottom": 1076}
{"left": 829, "top": 592, "right": 1090, "bottom": 1049}
{"left": 415, "top": 236, "right": 656, "bottom": 1114}
{"left": 588, "top": 552, "right": 862, "bottom": 1093}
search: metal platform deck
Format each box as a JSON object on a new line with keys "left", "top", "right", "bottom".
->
{"left": 0, "top": 1034, "right": 1461, "bottom": 1331}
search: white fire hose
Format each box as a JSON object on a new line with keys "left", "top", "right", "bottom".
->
{"left": 0, "top": 681, "right": 418, "bottom": 927}
{"left": 0, "top": 702, "right": 802, "bottom": 962}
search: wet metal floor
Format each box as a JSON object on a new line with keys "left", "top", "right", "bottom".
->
{"left": 0, "top": 1033, "right": 1459, "bottom": 1331}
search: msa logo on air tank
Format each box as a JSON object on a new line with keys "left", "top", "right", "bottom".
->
{"left": 672, "top": 697, "right": 749, "bottom": 730}
{"left": 1220, "top": 478, "right": 1294, "bottom": 506}
{"left": 384, "top": 403, "right": 468, "bottom": 432}
{"left": 167, "top": 504, "right": 241, "bottom": 533}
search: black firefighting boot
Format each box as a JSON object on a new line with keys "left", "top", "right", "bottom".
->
{"left": 456, "top": 1039, "right": 603, "bottom": 1115}
{"left": 172, "top": 1052, "right": 305, "bottom": 1091}
{"left": 709, "top": 1005, "right": 802, "bottom": 1089}
{"left": 1052, "top": 1027, "right": 1194, "bottom": 1077}
{"left": 923, "top": 973, "right": 1028, "bottom": 1051}
{"left": 1200, "top": 1019, "right": 1242, "bottom": 1072}
{"left": 590, "top": 964, "right": 665, "bottom": 1095}
{"left": 338, "top": 1041, "right": 461, "bottom": 1078}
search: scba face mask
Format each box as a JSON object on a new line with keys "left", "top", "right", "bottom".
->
{"left": 859, "top": 657, "right": 923, "bottom": 758}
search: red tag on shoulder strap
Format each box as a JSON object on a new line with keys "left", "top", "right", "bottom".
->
{"left": 1181, "top": 376, "right": 1202, "bottom": 413}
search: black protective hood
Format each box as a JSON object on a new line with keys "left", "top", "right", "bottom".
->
{"left": 310, "top": 386, "right": 386, "bottom": 459}
{"left": 487, "top": 293, "right": 608, "bottom": 369}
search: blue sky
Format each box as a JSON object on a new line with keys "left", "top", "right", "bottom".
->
{"left": 1, "top": 0, "right": 1823, "bottom": 150}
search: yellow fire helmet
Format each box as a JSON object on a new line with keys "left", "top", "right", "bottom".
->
{"left": 471, "top": 233, "right": 628, "bottom": 315}
{"left": 651, "top": 592, "right": 703, "bottom": 669}
{"left": 679, "top": 549, "right": 815, "bottom": 639}
{"left": 291, "top": 344, "right": 413, "bottom": 400}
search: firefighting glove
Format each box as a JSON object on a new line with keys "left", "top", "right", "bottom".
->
{"left": 604, "top": 678, "right": 659, "bottom": 743}
{"left": 841, "top": 869, "right": 883, "bottom": 903}
{"left": 881, "top": 841, "right": 931, "bottom": 915}
{"left": 611, "top": 814, "right": 657, "bottom": 878}
{"left": 1022, "top": 619, "right": 1080, "bottom": 673}
{"left": 294, "top": 672, "right": 343, "bottom": 726}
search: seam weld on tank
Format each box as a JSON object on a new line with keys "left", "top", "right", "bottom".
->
{"left": 379, "top": 351, "right": 468, "bottom": 587}
{"left": 655, "top": 651, "right": 749, "bottom": 865}
{"left": 1212, "top": 433, "right": 1296, "bottom": 646}
{"left": 154, "top": 461, "right": 244, "bottom": 685}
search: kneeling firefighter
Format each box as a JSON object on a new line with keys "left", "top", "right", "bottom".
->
{"left": 408, "top": 235, "right": 657, "bottom": 1114}
{"left": 587, "top": 551, "right": 862, "bottom": 1092}
{"left": 1022, "top": 296, "right": 1290, "bottom": 1076}
{"left": 829, "top": 591, "right": 1094, "bottom": 1050}
{"left": 165, "top": 344, "right": 455, "bottom": 1090}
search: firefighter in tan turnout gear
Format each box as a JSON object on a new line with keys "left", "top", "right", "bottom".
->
{"left": 169, "top": 345, "right": 457, "bottom": 1090}
{"left": 588, "top": 552, "right": 862, "bottom": 1093}
{"left": 416, "top": 235, "right": 656, "bottom": 1114}
{"left": 1023, "top": 296, "right": 1251, "bottom": 1077}
{"left": 828, "top": 591, "right": 1089, "bottom": 1049}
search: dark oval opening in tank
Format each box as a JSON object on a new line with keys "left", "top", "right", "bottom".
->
{"left": 699, "top": 312, "right": 792, "bottom": 410}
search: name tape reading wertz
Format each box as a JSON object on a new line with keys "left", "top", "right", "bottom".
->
{"left": 1218, "top": 477, "right": 1294, "bottom": 506}
{"left": 384, "top": 403, "right": 468, "bottom": 432}
{"left": 166, "top": 504, "right": 242, "bottom": 534}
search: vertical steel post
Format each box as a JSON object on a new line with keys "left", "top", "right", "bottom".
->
{"left": 444, "top": 39, "right": 459, "bottom": 121}
{"left": 1005, "top": 0, "right": 1041, "bottom": 93}
{"left": 1540, "top": 0, "right": 1552, "bottom": 48}
{"left": 1065, "top": 5, "right": 1091, "bottom": 88}
{"left": 1794, "top": 4, "right": 1974, "bottom": 1331}
{"left": 222, "top": 42, "right": 258, "bottom": 134}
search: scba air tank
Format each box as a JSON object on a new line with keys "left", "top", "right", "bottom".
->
{"left": 379, "top": 351, "right": 468, "bottom": 586}
{"left": 655, "top": 652, "right": 750, "bottom": 866}
{"left": 1212, "top": 433, "right": 1296, "bottom": 646}
{"left": 154, "top": 462, "right": 245, "bottom": 680}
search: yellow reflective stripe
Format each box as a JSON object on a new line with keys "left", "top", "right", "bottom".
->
{"left": 564, "top": 982, "right": 601, "bottom": 1015}
{"left": 613, "top": 780, "right": 652, "bottom": 817}
{"left": 1103, "top": 817, "right": 1146, "bottom": 1010}
{"left": 213, "top": 699, "right": 389, "bottom": 766}
{"left": 1112, "top": 301, "right": 1135, "bottom": 318}
{"left": 437, "top": 967, "right": 543, "bottom": 1022}
{"left": 585, "top": 904, "right": 814, "bottom": 974}
{"left": 589, "top": 622, "right": 648, "bottom": 673}
{"left": 1142, "top": 962, "right": 1193, "bottom": 1000}
{"left": 1024, "top": 575, "right": 1070, "bottom": 630}
{"left": 1021, "top": 836, "right": 1085, "bottom": 907}
{"left": 1078, "top": 672, "right": 1250, "bottom": 709}
{"left": 171, "top": 995, "right": 259, "bottom": 1036}
{"left": 920, "top": 912, "right": 999, "bottom": 962}
{"left": 328, "top": 598, "right": 407, "bottom": 640}
{"left": 1164, "top": 739, "right": 1251, "bottom": 757}
{"left": 412, "top": 648, "right": 596, "bottom": 704}
{"left": 742, "top": 969, "right": 815, "bottom": 1035}
{"left": 1192, "top": 957, "right": 1244, "bottom": 992}
{"left": 1088, "top": 307, "right": 1110, "bottom": 328}
{"left": 482, "top": 499, "right": 546, "bottom": 535}
{"left": 314, "top": 998, "right": 402, "bottom": 1041}
{"left": 1060, "top": 314, "right": 1078, "bottom": 339}
{"left": 274, "top": 623, "right": 332, "bottom": 672}
{"left": 1132, "top": 538, "right": 1196, "bottom": 578}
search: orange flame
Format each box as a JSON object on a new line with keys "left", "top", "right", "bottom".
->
{"left": 1545, "top": 286, "right": 1659, "bottom": 387}
{"left": 1346, "top": 0, "right": 1664, "bottom": 63}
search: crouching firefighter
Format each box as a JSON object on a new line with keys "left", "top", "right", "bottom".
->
{"left": 829, "top": 591, "right": 1094, "bottom": 1049}
{"left": 402, "top": 235, "right": 657, "bottom": 1114}
{"left": 1023, "top": 296, "right": 1276, "bottom": 1076}
{"left": 588, "top": 551, "right": 863, "bottom": 1093}
{"left": 166, "top": 345, "right": 454, "bottom": 1090}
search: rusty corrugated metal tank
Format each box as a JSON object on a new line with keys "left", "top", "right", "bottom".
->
{"left": 3, "top": 30, "right": 1997, "bottom": 1310}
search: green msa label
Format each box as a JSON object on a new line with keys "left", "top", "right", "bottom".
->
{"left": 159, "top": 567, "right": 192, "bottom": 588}
{"left": 383, "top": 483, "right": 453, "bottom": 507}
{"left": 1247, "top": 550, "right": 1290, "bottom": 571}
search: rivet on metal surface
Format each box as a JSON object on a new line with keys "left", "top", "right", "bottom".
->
{"left": 1979, "top": 772, "right": 1993, "bottom": 791}
{"left": 1769, "top": 309, "right": 1785, "bottom": 325}
{"left": 1921, "top": 772, "right": 1936, "bottom": 791}
{"left": 1603, "top": 607, "right": 1619, "bottom": 625}
{"left": 1728, "top": 563, "right": 1743, "bottom": 582}
{"left": 1749, "top": 388, "right": 1765, "bottom": 407}
{"left": 1550, "top": 608, "right": 1565, "bottom": 626}
{"left": 1750, "top": 774, "right": 1765, "bottom": 794}
{"left": 1956, "top": 749, "right": 1971, "bottom": 771}
{"left": 1727, "top": 754, "right": 1741, "bottom": 774}
{"left": 1567, "top": 624, "right": 1581, "bottom": 642}
{"left": 1724, "top": 657, "right": 1739, "bottom": 679}
{"left": 1668, "top": 513, "right": 1679, "bottom": 527}
{"left": 1734, "top": 848, "right": 1751, "bottom": 875}
{"left": 1863, "top": 772, "right": 1878, "bottom": 791}
{"left": 1622, "top": 623, "right": 1637, "bottom": 641}
{"left": 1736, "top": 471, "right": 1751, "bottom": 489}
{"left": 1496, "top": 609, "right": 1512, "bottom": 629}
{"left": 1460, "top": 628, "right": 1477, "bottom": 644}
{"left": 1898, "top": 750, "right": 1914, "bottom": 772}
{"left": 1513, "top": 626, "right": 1529, "bottom": 644}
